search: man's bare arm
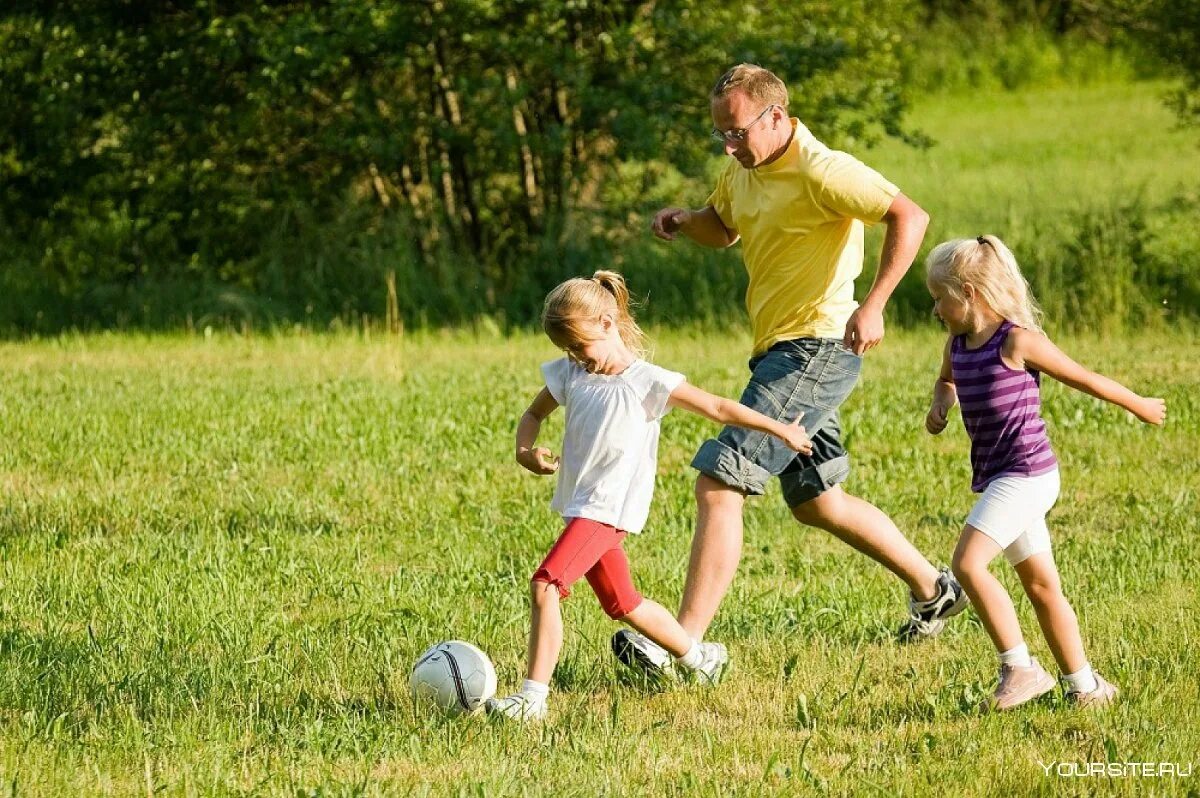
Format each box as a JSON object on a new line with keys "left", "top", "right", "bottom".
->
{"left": 651, "top": 206, "right": 738, "bottom": 248}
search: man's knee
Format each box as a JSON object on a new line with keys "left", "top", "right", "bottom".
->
{"left": 789, "top": 487, "right": 844, "bottom": 528}
{"left": 695, "top": 473, "right": 746, "bottom": 511}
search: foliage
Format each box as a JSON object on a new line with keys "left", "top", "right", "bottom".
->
{"left": 1134, "top": 0, "right": 1200, "bottom": 126}
{"left": 0, "top": 0, "right": 918, "bottom": 330}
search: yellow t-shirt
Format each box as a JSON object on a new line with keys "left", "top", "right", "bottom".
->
{"left": 707, "top": 120, "right": 900, "bottom": 355}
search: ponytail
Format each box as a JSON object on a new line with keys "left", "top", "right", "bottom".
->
{"left": 926, "top": 235, "right": 1044, "bottom": 334}
{"left": 541, "top": 270, "right": 649, "bottom": 357}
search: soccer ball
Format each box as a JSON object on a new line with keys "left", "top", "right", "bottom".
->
{"left": 410, "top": 640, "right": 497, "bottom": 715}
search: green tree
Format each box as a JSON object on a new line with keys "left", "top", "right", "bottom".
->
{"left": 0, "top": 0, "right": 921, "bottom": 329}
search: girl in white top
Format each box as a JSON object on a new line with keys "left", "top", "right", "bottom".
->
{"left": 486, "top": 271, "right": 811, "bottom": 721}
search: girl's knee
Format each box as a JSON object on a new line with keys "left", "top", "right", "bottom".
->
{"left": 1025, "top": 575, "right": 1065, "bottom": 607}
{"left": 951, "top": 553, "right": 981, "bottom": 583}
{"left": 602, "top": 593, "right": 643, "bottom": 621}
{"left": 530, "top": 575, "right": 564, "bottom": 605}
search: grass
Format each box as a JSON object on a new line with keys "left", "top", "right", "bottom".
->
{"left": 0, "top": 326, "right": 1196, "bottom": 795}
{"left": 868, "top": 81, "right": 1200, "bottom": 220}
{"left": 860, "top": 79, "right": 1200, "bottom": 327}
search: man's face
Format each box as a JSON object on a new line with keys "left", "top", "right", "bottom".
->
{"left": 710, "top": 90, "right": 784, "bottom": 169}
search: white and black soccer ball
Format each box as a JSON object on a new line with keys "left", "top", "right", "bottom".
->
{"left": 410, "top": 640, "right": 497, "bottom": 715}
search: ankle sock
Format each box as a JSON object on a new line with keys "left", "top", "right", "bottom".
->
{"left": 519, "top": 679, "right": 550, "bottom": 703}
{"left": 676, "top": 640, "right": 704, "bottom": 670}
{"left": 1062, "top": 665, "right": 1098, "bottom": 694}
{"left": 999, "top": 643, "right": 1033, "bottom": 668}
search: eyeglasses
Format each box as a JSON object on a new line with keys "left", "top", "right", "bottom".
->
{"left": 711, "top": 105, "right": 776, "bottom": 143}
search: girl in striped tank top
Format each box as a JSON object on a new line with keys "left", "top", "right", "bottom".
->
{"left": 925, "top": 235, "right": 1166, "bottom": 712}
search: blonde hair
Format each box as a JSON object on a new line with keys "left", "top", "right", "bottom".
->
{"left": 711, "top": 63, "right": 789, "bottom": 109}
{"left": 541, "top": 270, "right": 648, "bottom": 358}
{"left": 926, "top": 235, "right": 1044, "bottom": 333}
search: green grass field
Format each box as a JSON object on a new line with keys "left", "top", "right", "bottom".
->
{"left": 2, "top": 78, "right": 1199, "bottom": 796}
{"left": 868, "top": 80, "right": 1200, "bottom": 227}
{"left": 0, "top": 326, "right": 1196, "bottom": 795}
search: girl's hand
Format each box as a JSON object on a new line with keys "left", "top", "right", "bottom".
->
{"left": 1133, "top": 396, "right": 1167, "bottom": 426}
{"left": 778, "top": 419, "right": 813, "bottom": 455}
{"left": 517, "top": 447, "right": 560, "bottom": 475}
{"left": 925, "top": 403, "right": 951, "bottom": 434}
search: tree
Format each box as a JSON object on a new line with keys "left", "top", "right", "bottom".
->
{"left": 0, "top": 0, "right": 922, "bottom": 328}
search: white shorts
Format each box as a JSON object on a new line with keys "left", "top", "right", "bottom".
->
{"left": 965, "top": 469, "right": 1060, "bottom": 565}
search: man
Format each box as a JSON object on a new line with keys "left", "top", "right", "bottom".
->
{"left": 614, "top": 64, "right": 966, "bottom": 681}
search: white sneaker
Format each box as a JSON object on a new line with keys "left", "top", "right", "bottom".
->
{"left": 684, "top": 641, "right": 729, "bottom": 685}
{"left": 1066, "top": 672, "right": 1119, "bottom": 708}
{"left": 611, "top": 629, "right": 678, "bottom": 683}
{"left": 484, "top": 693, "right": 547, "bottom": 722}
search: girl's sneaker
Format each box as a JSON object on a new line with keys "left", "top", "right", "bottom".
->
{"left": 897, "top": 567, "right": 970, "bottom": 642}
{"left": 1066, "top": 673, "right": 1118, "bottom": 708}
{"left": 987, "top": 657, "right": 1056, "bottom": 712}
{"left": 485, "top": 694, "right": 548, "bottom": 722}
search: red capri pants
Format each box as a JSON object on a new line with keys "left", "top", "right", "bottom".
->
{"left": 532, "top": 517, "right": 643, "bottom": 619}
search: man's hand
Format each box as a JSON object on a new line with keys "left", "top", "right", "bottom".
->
{"left": 842, "top": 303, "right": 885, "bottom": 356}
{"left": 651, "top": 208, "right": 691, "bottom": 241}
{"left": 517, "top": 446, "right": 559, "bottom": 475}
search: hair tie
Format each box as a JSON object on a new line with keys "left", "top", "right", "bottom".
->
{"left": 977, "top": 235, "right": 989, "bottom": 246}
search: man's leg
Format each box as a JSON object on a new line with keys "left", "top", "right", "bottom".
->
{"left": 676, "top": 475, "right": 747, "bottom": 640}
{"left": 790, "top": 485, "right": 940, "bottom": 601}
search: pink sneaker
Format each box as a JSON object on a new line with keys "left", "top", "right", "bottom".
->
{"left": 1066, "top": 672, "right": 1119, "bottom": 708}
{"left": 986, "top": 657, "right": 1056, "bottom": 712}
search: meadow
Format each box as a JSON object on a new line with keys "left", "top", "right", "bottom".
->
{"left": 2, "top": 79, "right": 1199, "bottom": 795}
{"left": 0, "top": 325, "right": 1196, "bottom": 796}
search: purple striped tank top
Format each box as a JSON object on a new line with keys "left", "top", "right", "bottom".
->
{"left": 951, "top": 320, "right": 1057, "bottom": 492}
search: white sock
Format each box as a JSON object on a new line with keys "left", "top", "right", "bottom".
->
{"left": 675, "top": 640, "right": 704, "bottom": 670}
{"left": 518, "top": 679, "right": 549, "bottom": 703}
{"left": 1062, "top": 665, "right": 1098, "bottom": 694}
{"left": 999, "top": 643, "right": 1033, "bottom": 668}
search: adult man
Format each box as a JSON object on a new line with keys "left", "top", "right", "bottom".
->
{"left": 614, "top": 64, "right": 966, "bottom": 680}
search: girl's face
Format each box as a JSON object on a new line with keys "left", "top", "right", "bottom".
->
{"left": 563, "top": 313, "right": 629, "bottom": 374}
{"left": 929, "top": 281, "right": 972, "bottom": 334}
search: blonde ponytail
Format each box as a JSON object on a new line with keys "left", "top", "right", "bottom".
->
{"left": 926, "top": 235, "right": 1044, "bottom": 333}
{"left": 542, "top": 270, "right": 648, "bottom": 357}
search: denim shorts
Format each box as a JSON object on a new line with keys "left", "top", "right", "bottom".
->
{"left": 690, "top": 338, "right": 862, "bottom": 507}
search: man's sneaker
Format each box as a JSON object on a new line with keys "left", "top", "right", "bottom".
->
{"left": 485, "top": 693, "right": 548, "bottom": 722}
{"left": 986, "top": 657, "right": 1057, "bottom": 712}
{"left": 897, "top": 567, "right": 970, "bottom": 642}
{"left": 611, "top": 629, "right": 678, "bottom": 683}
{"left": 683, "top": 641, "right": 729, "bottom": 685}
{"left": 1066, "top": 672, "right": 1119, "bottom": 708}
